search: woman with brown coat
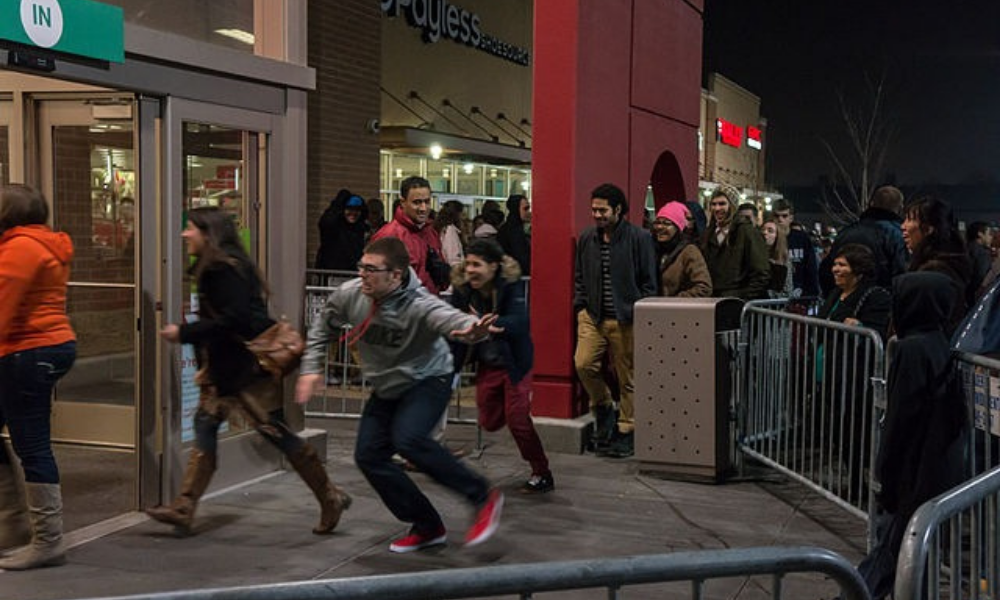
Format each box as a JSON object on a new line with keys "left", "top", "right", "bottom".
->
{"left": 652, "top": 202, "right": 712, "bottom": 297}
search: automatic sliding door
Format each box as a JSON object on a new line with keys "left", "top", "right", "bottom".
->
{"left": 39, "top": 99, "right": 138, "bottom": 448}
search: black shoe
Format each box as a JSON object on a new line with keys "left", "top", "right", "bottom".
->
{"left": 603, "top": 431, "right": 634, "bottom": 459}
{"left": 520, "top": 473, "right": 555, "bottom": 494}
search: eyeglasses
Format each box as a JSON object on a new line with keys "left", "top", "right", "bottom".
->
{"left": 357, "top": 263, "right": 392, "bottom": 275}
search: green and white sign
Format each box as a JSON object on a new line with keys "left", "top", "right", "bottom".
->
{"left": 0, "top": 0, "right": 124, "bottom": 63}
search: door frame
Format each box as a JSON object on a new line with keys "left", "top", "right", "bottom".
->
{"left": 159, "top": 97, "right": 300, "bottom": 500}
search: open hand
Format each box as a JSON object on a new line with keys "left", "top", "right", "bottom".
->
{"left": 451, "top": 313, "right": 502, "bottom": 342}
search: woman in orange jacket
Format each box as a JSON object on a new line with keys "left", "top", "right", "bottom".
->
{"left": 0, "top": 184, "right": 77, "bottom": 570}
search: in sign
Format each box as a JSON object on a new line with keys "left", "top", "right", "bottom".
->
{"left": 747, "top": 126, "right": 762, "bottom": 150}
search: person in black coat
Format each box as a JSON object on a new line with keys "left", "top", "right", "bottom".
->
{"left": 451, "top": 239, "right": 553, "bottom": 493}
{"left": 855, "top": 271, "right": 968, "bottom": 600}
{"left": 315, "top": 189, "right": 369, "bottom": 271}
{"left": 496, "top": 194, "right": 531, "bottom": 276}
{"left": 149, "top": 207, "right": 351, "bottom": 536}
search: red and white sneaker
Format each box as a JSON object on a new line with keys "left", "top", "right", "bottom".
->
{"left": 465, "top": 489, "right": 504, "bottom": 547}
{"left": 388, "top": 526, "right": 447, "bottom": 553}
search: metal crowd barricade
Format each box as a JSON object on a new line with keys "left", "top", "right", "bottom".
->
{"left": 893, "top": 352, "right": 1000, "bottom": 600}
{"left": 736, "top": 304, "right": 885, "bottom": 546}
{"left": 301, "top": 269, "right": 478, "bottom": 425}
{"left": 73, "top": 546, "right": 871, "bottom": 600}
{"left": 895, "top": 463, "right": 1000, "bottom": 600}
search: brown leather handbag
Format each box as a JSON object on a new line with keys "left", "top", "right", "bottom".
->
{"left": 245, "top": 319, "right": 305, "bottom": 377}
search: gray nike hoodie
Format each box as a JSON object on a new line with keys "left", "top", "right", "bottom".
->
{"left": 301, "top": 268, "right": 478, "bottom": 399}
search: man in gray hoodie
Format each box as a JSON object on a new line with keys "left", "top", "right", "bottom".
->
{"left": 295, "top": 237, "right": 503, "bottom": 553}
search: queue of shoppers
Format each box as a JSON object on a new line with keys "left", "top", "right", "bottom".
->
{"left": 4, "top": 171, "right": 992, "bottom": 587}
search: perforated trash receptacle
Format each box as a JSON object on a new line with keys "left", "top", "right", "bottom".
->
{"left": 633, "top": 297, "right": 743, "bottom": 482}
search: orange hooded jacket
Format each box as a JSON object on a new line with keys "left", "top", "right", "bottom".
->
{"left": 0, "top": 225, "right": 76, "bottom": 357}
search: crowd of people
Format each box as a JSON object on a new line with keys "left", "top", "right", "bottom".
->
{"left": 2, "top": 173, "right": 998, "bottom": 594}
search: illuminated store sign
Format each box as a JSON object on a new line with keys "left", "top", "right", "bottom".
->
{"left": 381, "top": 0, "right": 531, "bottom": 66}
{"left": 747, "top": 126, "right": 763, "bottom": 150}
{"left": 716, "top": 118, "right": 742, "bottom": 148}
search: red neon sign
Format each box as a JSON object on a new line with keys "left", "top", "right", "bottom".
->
{"left": 716, "top": 118, "right": 742, "bottom": 148}
{"left": 747, "top": 126, "right": 762, "bottom": 149}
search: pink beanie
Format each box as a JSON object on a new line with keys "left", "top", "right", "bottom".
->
{"left": 656, "top": 201, "right": 691, "bottom": 230}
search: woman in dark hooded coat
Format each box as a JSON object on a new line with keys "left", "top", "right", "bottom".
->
{"left": 315, "top": 189, "right": 370, "bottom": 271}
{"left": 855, "top": 271, "right": 967, "bottom": 600}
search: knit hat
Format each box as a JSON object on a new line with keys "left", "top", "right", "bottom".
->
{"left": 655, "top": 201, "right": 691, "bottom": 230}
{"left": 712, "top": 184, "right": 742, "bottom": 208}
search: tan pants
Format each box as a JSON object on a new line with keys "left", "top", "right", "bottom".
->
{"left": 573, "top": 310, "right": 635, "bottom": 434}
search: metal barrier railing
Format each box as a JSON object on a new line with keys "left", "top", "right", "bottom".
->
{"left": 895, "top": 464, "right": 1000, "bottom": 600}
{"left": 736, "top": 305, "right": 885, "bottom": 545}
{"left": 301, "top": 275, "right": 478, "bottom": 426}
{"left": 72, "top": 546, "right": 871, "bottom": 600}
{"left": 892, "top": 352, "right": 1000, "bottom": 600}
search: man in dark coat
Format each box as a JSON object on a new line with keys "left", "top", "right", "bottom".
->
{"left": 820, "top": 186, "right": 908, "bottom": 295}
{"left": 856, "top": 271, "right": 967, "bottom": 600}
{"left": 573, "top": 183, "right": 658, "bottom": 458}
{"left": 315, "top": 189, "right": 369, "bottom": 271}
{"left": 496, "top": 194, "right": 531, "bottom": 276}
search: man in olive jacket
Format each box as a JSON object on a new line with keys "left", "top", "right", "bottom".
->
{"left": 573, "top": 183, "right": 658, "bottom": 458}
{"left": 700, "top": 185, "right": 770, "bottom": 300}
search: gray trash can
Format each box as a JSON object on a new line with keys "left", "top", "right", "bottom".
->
{"left": 633, "top": 297, "right": 743, "bottom": 482}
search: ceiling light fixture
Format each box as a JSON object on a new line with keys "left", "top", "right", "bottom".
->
{"left": 215, "top": 28, "right": 255, "bottom": 45}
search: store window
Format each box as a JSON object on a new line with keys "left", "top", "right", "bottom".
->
{"left": 426, "top": 159, "right": 452, "bottom": 194}
{"left": 104, "top": 0, "right": 255, "bottom": 54}
{"left": 389, "top": 155, "right": 422, "bottom": 191}
{"left": 456, "top": 163, "right": 483, "bottom": 196}
{"left": 509, "top": 168, "right": 531, "bottom": 197}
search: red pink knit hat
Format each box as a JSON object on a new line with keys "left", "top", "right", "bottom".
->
{"left": 655, "top": 201, "right": 691, "bottom": 230}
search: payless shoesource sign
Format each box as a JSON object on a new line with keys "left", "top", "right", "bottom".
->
{"left": 0, "top": 0, "right": 124, "bottom": 63}
{"left": 381, "top": 0, "right": 530, "bottom": 66}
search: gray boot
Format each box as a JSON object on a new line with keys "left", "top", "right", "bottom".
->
{"left": 0, "top": 462, "right": 30, "bottom": 553}
{"left": 0, "top": 483, "right": 66, "bottom": 570}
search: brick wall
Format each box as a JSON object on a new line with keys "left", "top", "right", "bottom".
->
{"left": 306, "top": 0, "right": 382, "bottom": 268}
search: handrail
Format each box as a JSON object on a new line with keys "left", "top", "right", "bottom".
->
{"left": 73, "top": 546, "right": 871, "bottom": 600}
{"left": 894, "top": 453, "right": 1000, "bottom": 599}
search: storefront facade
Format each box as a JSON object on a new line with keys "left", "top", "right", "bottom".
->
{"left": 0, "top": 0, "right": 311, "bottom": 532}
{"left": 699, "top": 72, "right": 782, "bottom": 211}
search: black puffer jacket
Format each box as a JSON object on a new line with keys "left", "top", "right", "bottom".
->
{"left": 496, "top": 195, "right": 531, "bottom": 276}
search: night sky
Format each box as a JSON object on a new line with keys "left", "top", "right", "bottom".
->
{"left": 703, "top": 0, "right": 1000, "bottom": 187}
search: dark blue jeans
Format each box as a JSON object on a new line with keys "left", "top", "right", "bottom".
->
{"left": 0, "top": 342, "right": 76, "bottom": 484}
{"left": 354, "top": 375, "right": 491, "bottom": 534}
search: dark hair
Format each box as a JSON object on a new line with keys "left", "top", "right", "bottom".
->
{"left": 968, "top": 221, "right": 991, "bottom": 243}
{"left": 482, "top": 208, "right": 505, "bottom": 228}
{"left": 187, "top": 207, "right": 261, "bottom": 283}
{"left": 904, "top": 196, "right": 965, "bottom": 268}
{"left": 399, "top": 176, "right": 431, "bottom": 200}
{"left": 737, "top": 202, "right": 759, "bottom": 217}
{"left": 1, "top": 184, "right": 49, "bottom": 230}
{"left": 466, "top": 238, "right": 505, "bottom": 265}
{"left": 771, "top": 198, "right": 793, "bottom": 213}
{"left": 435, "top": 200, "right": 465, "bottom": 232}
{"left": 590, "top": 183, "right": 628, "bottom": 213}
{"left": 835, "top": 243, "right": 877, "bottom": 281}
{"left": 869, "top": 185, "right": 904, "bottom": 213}
{"left": 364, "top": 236, "right": 410, "bottom": 272}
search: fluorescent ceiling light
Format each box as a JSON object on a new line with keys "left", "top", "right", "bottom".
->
{"left": 215, "top": 28, "right": 255, "bottom": 45}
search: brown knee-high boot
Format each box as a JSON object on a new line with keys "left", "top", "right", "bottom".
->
{"left": 0, "top": 462, "right": 30, "bottom": 553}
{"left": 287, "top": 444, "right": 351, "bottom": 534}
{"left": 145, "top": 450, "right": 216, "bottom": 534}
{"left": 0, "top": 483, "right": 65, "bottom": 570}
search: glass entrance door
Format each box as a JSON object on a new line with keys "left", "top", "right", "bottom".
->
{"left": 38, "top": 98, "right": 139, "bottom": 449}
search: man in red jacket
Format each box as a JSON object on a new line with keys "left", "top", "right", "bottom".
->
{"left": 372, "top": 176, "right": 445, "bottom": 295}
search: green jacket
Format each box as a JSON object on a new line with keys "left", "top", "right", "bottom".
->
{"left": 700, "top": 217, "right": 770, "bottom": 300}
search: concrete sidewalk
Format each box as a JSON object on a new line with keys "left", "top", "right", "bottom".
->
{"left": 1, "top": 419, "right": 868, "bottom": 600}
